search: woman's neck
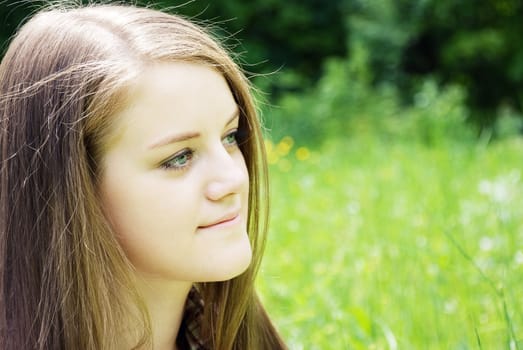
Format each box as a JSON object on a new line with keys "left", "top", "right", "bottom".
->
{"left": 130, "top": 276, "right": 193, "bottom": 350}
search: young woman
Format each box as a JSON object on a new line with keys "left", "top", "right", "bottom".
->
{"left": 0, "top": 3, "right": 286, "bottom": 349}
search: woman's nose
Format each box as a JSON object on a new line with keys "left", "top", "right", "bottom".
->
{"left": 204, "top": 147, "right": 249, "bottom": 202}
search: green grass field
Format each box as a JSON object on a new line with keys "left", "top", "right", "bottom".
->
{"left": 258, "top": 133, "right": 523, "bottom": 349}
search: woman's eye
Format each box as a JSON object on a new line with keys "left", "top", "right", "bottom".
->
{"left": 161, "top": 149, "right": 194, "bottom": 171}
{"left": 223, "top": 130, "right": 238, "bottom": 148}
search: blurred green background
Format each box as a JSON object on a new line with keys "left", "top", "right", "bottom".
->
{"left": 1, "top": 1, "right": 522, "bottom": 348}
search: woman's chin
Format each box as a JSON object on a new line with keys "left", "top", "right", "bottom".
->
{"left": 200, "top": 239, "right": 253, "bottom": 282}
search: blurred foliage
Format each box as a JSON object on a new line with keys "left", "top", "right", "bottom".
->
{"left": 401, "top": 0, "right": 523, "bottom": 128}
{"left": 1, "top": 0, "right": 522, "bottom": 130}
{"left": 264, "top": 53, "right": 477, "bottom": 148}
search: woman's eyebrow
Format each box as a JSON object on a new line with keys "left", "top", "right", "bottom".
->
{"left": 147, "top": 131, "right": 200, "bottom": 150}
{"left": 147, "top": 109, "right": 240, "bottom": 150}
{"left": 225, "top": 112, "right": 240, "bottom": 127}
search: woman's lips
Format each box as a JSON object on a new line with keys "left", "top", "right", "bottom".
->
{"left": 198, "top": 214, "right": 240, "bottom": 229}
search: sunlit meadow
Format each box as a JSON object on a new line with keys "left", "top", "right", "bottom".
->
{"left": 257, "top": 132, "right": 523, "bottom": 349}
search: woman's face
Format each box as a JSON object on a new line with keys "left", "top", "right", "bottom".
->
{"left": 99, "top": 62, "right": 252, "bottom": 283}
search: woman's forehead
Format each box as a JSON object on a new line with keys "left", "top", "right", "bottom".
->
{"left": 101, "top": 62, "right": 238, "bottom": 151}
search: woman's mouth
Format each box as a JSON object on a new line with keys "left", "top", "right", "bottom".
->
{"left": 198, "top": 213, "right": 240, "bottom": 229}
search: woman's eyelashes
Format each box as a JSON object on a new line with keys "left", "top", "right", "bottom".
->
{"left": 160, "top": 148, "right": 194, "bottom": 171}
{"left": 159, "top": 128, "right": 240, "bottom": 172}
{"left": 223, "top": 129, "right": 239, "bottom": 148}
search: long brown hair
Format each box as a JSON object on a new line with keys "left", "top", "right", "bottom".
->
{"left": 0, "top": 3, "right": 285, "bottom": 349}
